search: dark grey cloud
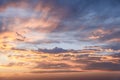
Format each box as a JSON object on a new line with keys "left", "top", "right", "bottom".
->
{"left": 111, "top": 53, "right": 120, "bottom": 58}
{"left": 34, "top": 62, "right": 71, "bottom": 69}
{"left": 0, "top": 21, "right": 3, "bottom": 32}
{"left": 73, "top": 54, "right": 101, "bottom": 64}
{"left": 38, "top": 47, "right": 68, "bottom": 53}
{"left": 100, "top": 30, "right": 120, "bottom": 42}
{"left": 95, "top": 29, "right": 120, "bottom": 50}
{"left": 85, "top": 62, "right": 120, "bottom": 71}
{"left": 0, "top": 17, "right": 8, "bottom": 33}
{"left": 104, "top": 43, "right": 120, "bottom": 50}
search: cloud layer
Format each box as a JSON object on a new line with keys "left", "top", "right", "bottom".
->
{"left": 0, "top": 0, "right": 120, "bottom": 73}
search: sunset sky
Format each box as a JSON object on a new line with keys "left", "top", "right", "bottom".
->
{"left": 0, "top": 0, "right": 120, "bottom": 77}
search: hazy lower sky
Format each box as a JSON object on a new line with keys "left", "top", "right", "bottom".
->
{"left": 0, "top": 0, "right": 120, "bottom": 78}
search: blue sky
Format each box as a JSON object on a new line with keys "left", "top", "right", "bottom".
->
{"left": 0, "top": 0, "right": 120, "bottom": 50}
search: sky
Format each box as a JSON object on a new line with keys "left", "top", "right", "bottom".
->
{"left": 0, "top": 0, "right": 120, "bottom": 76}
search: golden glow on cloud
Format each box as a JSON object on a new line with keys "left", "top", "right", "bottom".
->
{"left": 0, "top": 47, "right": 119, "bottom": 73}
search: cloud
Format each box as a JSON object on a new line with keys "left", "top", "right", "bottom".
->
{"left": 31, "top": 70, "right": 81, "bottom": 73}
{"left": 0, "top": 0, "right": 66, "bottom": 51}
{"left": 0, "top": 0, "right": 120, "bottom": 50}
{"left": 0, "top": 0, "right": 120, "bottom": 73}
{"left": 99, "top": 30, "right": 120, "bottom": 43}
{"left": 104, "top": 43, "right": 120, "bottom": 50}
{"left": 38, "top": 47, "right": 68, "bottom": 53}
{"left": 34, "top": 62, "right": 71, "bottom": 69}
{"left": 0, "top": 45, "right": 120, "bottom": 73}
{"left": 111, "top": 53, "right": 120, "bottom": 58}
{"left": 52, "top": 0, "right": 120, "bottom": 32}
{"left": 85, "top": 62, "right": 120, "bottom": 71}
